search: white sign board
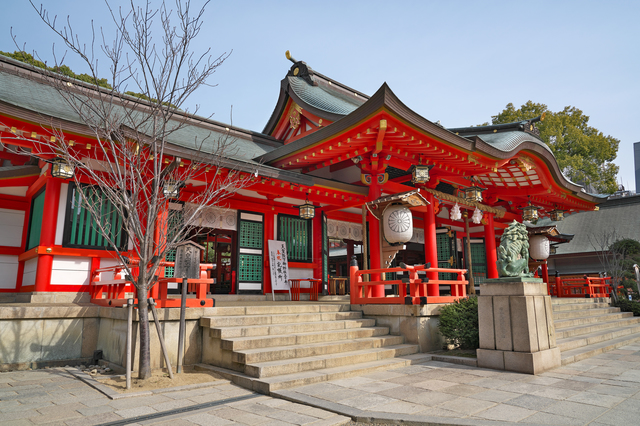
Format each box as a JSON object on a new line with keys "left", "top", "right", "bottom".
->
{"left": 268, "top": 240, "right": 290, "bottom": 297}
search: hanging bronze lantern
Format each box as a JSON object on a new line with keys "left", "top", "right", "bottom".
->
{"left": 521, "top": 203, "right": 540, "bottom": 223}
{"left": 462, "top": 184, "right": 486, "bottom": 202}
{"left": 299, "top": 197, "right": 315, "bottom": 219}
{"left": 163, "top": 181, "right": 180, "bottom": 199}
{"left": 411, "top": 164, "right": 433, "bottom": 185}
{"left": 51, "top": 157, "right": 74, "bottom": 179}
{"left": 549, "top": 209, "right": 564, "bottom": 221}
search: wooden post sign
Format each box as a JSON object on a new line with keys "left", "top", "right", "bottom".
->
{"left": 174, "top": 241, "right": 204, "bottom": 279}
{"left": 268, "top": 240, "right": 291, "bottom": 300}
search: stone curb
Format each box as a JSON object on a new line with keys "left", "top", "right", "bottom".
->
{"left": 272, "top": 389, "right": 550, "bottom": 426}
{"left": 66, "top": 367, "right": 230, "bottom": 400}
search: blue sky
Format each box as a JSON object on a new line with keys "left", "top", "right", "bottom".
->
{"left": 3, "top": 1, "right": 639, "bottom": 191}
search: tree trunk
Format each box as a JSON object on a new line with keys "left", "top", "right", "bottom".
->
{"left": 137, "top": 283, "right": 152, "bottom": 380}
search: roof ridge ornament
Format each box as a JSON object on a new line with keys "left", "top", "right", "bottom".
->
{"left": 285, "top": 50, "right": 316, "bottom": 86}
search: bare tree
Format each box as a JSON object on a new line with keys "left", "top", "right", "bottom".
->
{"left": 589, "top": 230, "right": 626, "bottom": 303}
{"left": 2, "top": 0, "right": 259, "bottom": 379}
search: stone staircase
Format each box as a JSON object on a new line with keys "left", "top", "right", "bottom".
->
{"left": 553, "top": 297, "right": 640, "bottom": 365}
{"left": 197, "top": 303, "right": 429, "bottom": 394}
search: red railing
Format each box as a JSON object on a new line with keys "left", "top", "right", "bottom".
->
{"left": 555, "top": 276, "right": 612, "bottom": 298}
{"left": 90, "top": 261, "right": 214, "bottom": 308}
{"left": 350, "top": 261, "right": 468, "bottom": 305}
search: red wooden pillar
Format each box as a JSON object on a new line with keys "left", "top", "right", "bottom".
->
{"left": 484, "top": 213, "right": 498, "bottom": 279}
{"left": 542, "top": 261, "right": 550, "bottom": 294}
{"left": 346, "top": 241, "right": 354, "bottom": 294}
{"left": 34, "top": 177, "right": 61, "bottom": 292}
{"left": 424, "top": 193, "right": 438, "bottom": 296}
{"left": 368, "top": 177, "right": 383, "bottom": 297}
{"left": 263, "top": 210, "right": 275, "bottom": 295}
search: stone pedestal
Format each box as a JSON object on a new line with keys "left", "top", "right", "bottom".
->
{"left": 477, "top": 278, "right": 560, "bottom": 375}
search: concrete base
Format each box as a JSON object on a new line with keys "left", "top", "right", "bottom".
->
{"left": 477, "top": 347, "right": 561, "bottom": 375}
{"left": 351, "top": 304, "right": 446, "bottom": 352}
{"left": 478, "top": 279, "right": 561, "bottom": 375}
{"left": 15, "top": 291, "right": 91, "bottom": 304}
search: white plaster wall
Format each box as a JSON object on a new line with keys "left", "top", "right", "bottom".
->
{"left": 0, "top": 255, "right": 19, "bottom": 289}
{"left": 54, "top": 183, "right": 68, "bottom": 246}
{"left": 289, "top": 267, "right": 315, "bottom": 288}
{"left": 23, "top": 257, "right": 37, "bottom": 287}
{"left": 0, "top": 208, "right": 25, "bottom": 247}
{"left": 0, "top": 186, "right": 28, "bottom": 197}
{"left": 98, "top": 257, "right": 120, "bottom": 281}
{"left": 50, "top": 256, "right": 90, "bottom": 286}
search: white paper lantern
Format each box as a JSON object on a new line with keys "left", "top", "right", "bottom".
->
{"left": 529, "top": 235, "right": 550, "bottom": 260}
{"left": 383, "top": 204, "right": 413, "bottom": 244}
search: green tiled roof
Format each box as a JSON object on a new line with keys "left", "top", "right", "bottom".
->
{"left": 0, "top": 59, "right": 277, "bottom": 164}
{"left": 539, "top": 195, "right": 640, "bottom": 255}
{"left": 288, "top": 76, "right": 364, "bottom": 116}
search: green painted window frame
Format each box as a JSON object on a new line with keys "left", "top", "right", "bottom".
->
{"left": 62, "top": 183, "right": 127, "bottom": 250}
{"left": 277, "top": 214, "right": 312, "bottom": 263}
{"left": 26, "top": 187, "right": 46, "bottom": 250}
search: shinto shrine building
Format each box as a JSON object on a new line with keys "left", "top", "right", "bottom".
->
{"left": 0, "top": 52, "right": 601, "bottom": 303}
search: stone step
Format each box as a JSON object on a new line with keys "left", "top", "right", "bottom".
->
{"left": 561, "top": 333, "right": 640, "bottom": 365}
{"left": 557, "top": 323, "right": 640, "bottom": 352}
{"left": 201, "top": 304, "right": 349, "bottom": 320}
{"left": 551, "top": 297, "right": 610, "bottom": 305}
{"left": 555, "top": 316, "right": 640, "bottom": 340}
{"left": 233, "top": 335, "right": 406, "bottom": 364}
{"left": 221, "top": 326, "right": 390, "bottom": 351}
{"left": 209, "top": 318, "right": 376, "bottom": 339}
{"left": 553, "top": 307, "right": 621, "bottom": 321}
{"left": 552, "top": 302, "right": 612, "bottom": 312}
{"left": 554, "top": 311, "right": 634, "bottom": 329}
{"left": 195, "top": 353, "right": 433, "bottom": 394}
{"left": 201, "top": 310, "right": 363, "bottom": 328}
{"left": 244, "top": 344, "right": 420, "bottom": 378}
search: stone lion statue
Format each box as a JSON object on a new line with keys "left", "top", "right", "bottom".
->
{"left": 496, "top": 220, "right": 534, "bottom": 278}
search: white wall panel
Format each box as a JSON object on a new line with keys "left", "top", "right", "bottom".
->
{"left": 0, "top": 186, "right": 28, "bottom": 197}
{"left": 289, "top": 267, "right": 315, "bottom": 288}
{"left": 23, "top": 257, "right": 37, "bottom": 287}
{"left": 50, "top": 256, "right": 90, "bottom": 286}
{"left": 0, "top": 208, "right": 25, "bottom": 247}
{"left": 54, "top": 183, "right": 68, "bottom": 246}
{"left": 0, "top": 255, "right": 19, "bottom": 289}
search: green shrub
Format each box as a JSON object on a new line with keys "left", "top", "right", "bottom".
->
{"left": 614, "top": 298, "right": 640, "bottom": 316}
{"left": 438, "top": 296, "right": 479, "bottom": 350}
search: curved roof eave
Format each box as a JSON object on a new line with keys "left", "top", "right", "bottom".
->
{"left": 471, "top": 134, "right": 602, "bottom": 203}
{"left": 255, "top": 82, "right": 476, "bottom": 164}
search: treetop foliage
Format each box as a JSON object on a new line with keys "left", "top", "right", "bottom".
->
{"left": 1, "top": 50, "right": 112, "bottom": 89}
{"left": 490, "top": 101, "right": 620, "bottom": 194}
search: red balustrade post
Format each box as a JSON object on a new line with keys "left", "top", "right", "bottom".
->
{"left": 424, "top": 194, "right": 439, "bottom": 296}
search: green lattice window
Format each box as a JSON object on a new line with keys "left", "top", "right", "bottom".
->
{"left": 63, "top": 183, "right": 127, "bottom": 250}
{"left": 278, "top": 214, "right": 312, "bottom": 262}
{"left": 470, "top": 241, "right": 487, "bottom": 285}
{"left": 436, "top": 232, "right": 456, "bottom": 281}
{"left": 239, "top": 221, "right": 263, "bottom": 248}
{"left": 239, "top": 254, "right": 262, "bottom": 281}
{"left": 26, "top": 188, "right": 46, "bottom": 250}
{"left": 322, "top": 214, "right": 328, "bottom": 283}
{"left": 164, "top": 208, "right": 183, "bottom": 278}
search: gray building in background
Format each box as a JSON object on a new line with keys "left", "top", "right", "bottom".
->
{"left": 635, "top": 141, "right": 640, "bottom": 193}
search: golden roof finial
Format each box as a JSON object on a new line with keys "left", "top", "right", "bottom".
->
{"left": 285, "top": 50, "right": 297, "bottom": 63}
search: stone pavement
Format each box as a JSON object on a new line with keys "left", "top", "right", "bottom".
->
{"left": 0, "top": 369, "right": 350, "bottom": 426}
{"left": 275, "top": 344, "right": 640, "bottom": 425}
{"left": 4, "top": 345, "right": 640, "bottom": 425}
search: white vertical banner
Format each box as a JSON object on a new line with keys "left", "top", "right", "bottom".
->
{"left": 268, "top": 240, "right": 290, "bottom": 297}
